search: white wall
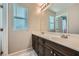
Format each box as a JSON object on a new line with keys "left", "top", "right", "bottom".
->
{"left": 8, "top": 3, "right": 41, "bottom": 54}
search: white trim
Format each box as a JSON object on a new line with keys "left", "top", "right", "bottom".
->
{"left": 2, "top": 3, "right": 8, "bottom": 56}
{"left": 8, "top": 48, "right": 32, "bottom": 56}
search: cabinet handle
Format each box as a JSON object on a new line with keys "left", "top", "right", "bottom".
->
{"left": 0, "top": 28, "right": 3, "bottom": 31}
{"left": 54, "top": 53, "right": 56, "bottom": 56}
{"left": 0, "top": 51, "right": 3, "bottom": 55}
{"left": 51, "top": 51, "right": 53, "bottom": 54}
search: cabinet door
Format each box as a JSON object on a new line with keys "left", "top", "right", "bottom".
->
{"left": 38, "top": 44, "right": 44, "bottom": 56}
{"left": 35, "top": 40, "right": 39, "bottom": 55}
{"left": 32, "top": 35, "right": 39, "bottom": 55}
{"left": 44, "top": 46, "right": 54, "bottom": 56}
{"left": 32, "top": 37, "right": 35, "bottom": 49}
{"left": 32, "top": 35, "right": 36, "bottom": 50}
{"left": 54, "top": 50, "right": 64, "bottom": 56}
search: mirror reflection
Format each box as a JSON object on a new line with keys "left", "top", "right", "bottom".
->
{"left": 41, "top": 3, "right": 79, "bottom": 34}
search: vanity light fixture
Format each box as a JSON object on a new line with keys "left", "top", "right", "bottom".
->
{"left": 37, "top": 3, "right": 51, "bottom": 14}
{"left": 40, "top": 3, "right": 51, "bottom": 12}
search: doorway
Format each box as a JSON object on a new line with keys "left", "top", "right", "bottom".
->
{"left": 0, "top": 3, "right": 8, "bottom": 56}
{"left": 0, "top": 4, "right": 3, "bottom": 55}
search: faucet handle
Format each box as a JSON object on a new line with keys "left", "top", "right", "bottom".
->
{"left": 61, "top": 34, "right": 68, "bottom": 39}
{"left": 41, "top": 32, "right": 44, "bottom": 34}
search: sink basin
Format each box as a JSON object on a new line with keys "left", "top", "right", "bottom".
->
{"left": 50, "top": 35, "right": 68, "bottom": 40}
{"left": 51, "top": 36, "right": 61, "bottom": 39}
{"left": 40, "top": 32, "right": 68, "bottom": 40}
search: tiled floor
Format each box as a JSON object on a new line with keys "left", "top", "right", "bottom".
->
{"left": 18, "top": 50, "right": 37, "bottom": 56}
{"left": 9, "top": 48, "right": 37, "bottom": 56}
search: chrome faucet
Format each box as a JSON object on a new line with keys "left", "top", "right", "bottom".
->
{"left": 41, "top": 32, "right": 45, "bottom": 34}
{"left": 61, "top": 34, "right": 70, "bottom": 39}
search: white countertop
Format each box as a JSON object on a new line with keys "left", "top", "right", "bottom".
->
{"left": 32, "top": 32, "right": 79, "bottom": 52}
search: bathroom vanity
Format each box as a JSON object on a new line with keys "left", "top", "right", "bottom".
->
{"left": 31, "top": 4, "right": 79, "bottom": 56}
{"left": 32, "top": 32, "right": 79, "bottom": 56}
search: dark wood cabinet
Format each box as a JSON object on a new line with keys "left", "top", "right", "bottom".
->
{"left": 54, "top": 50, "right": 64, "bottom": 56}
{"left": 32, "top": 34, "right": 79, "bottom": 56}
{"left": 38, "top": 45, "right": 44, "bottom": 56}
{"left": 32, "top": 35, "right": 39, "bottom": 55}
{"left": 44, "top": 46, "right": 54, "bottom": 56}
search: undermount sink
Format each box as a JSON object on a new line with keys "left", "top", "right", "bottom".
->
{"left": 50, "top": 36, "right": 61, "bottom": 39}
{"left": 40, "top": 32, "right": 69, "bottom": 40}
{"left": 50, "top": 35, "right": 68, "bottom": 40}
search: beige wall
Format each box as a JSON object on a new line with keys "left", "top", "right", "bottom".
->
{"left": 41, "top": 10, "right": 56, "bottom": 32}
{"left": 54, "top": 4, "right": 79, "bottom": 34}
{"left": 8, "top": 3, "right": 41, "bottom": 53}
{"left": 8, "top": 3, "right": 56, "bottom": 54}
{"left": 68, "top": 5, "right": 79, "bottom": 34}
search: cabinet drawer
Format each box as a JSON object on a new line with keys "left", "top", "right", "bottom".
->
{"left": 44, "top": 45, "right": 54, "bottom": 56}
{"left": 45, "top": 40, "right": 59, "bottom": 51}
{"left": 39, "top": 37, "right": 45, "bottom": 45}
{"left": 54, "top": 50, "right": 64, "bottom": 56}
{"left": 45, "top": 39, "right": 79, "bottom": 56}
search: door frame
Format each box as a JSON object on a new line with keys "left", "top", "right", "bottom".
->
{"left": 2, "top": 3, "right": 8, "bottom": 56}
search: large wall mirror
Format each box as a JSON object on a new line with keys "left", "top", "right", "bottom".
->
{"left": 40, "top": 3, "right": 79, "bottom": 34}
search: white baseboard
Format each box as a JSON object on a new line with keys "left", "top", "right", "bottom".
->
{"left": 8, "top": 48, "right": 33, "bottom": 56}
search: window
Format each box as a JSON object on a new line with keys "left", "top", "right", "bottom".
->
{"left": 13, "top": 4, "right": 28, "bottom": 31}
{"left": 49, "top": 16, "right": 55, "bottom": 32}
{"left": 61, "top": 16, "right": 67, "bottom": 33}
{"left": 55, "top": 17, "right": 60, "bottom": 32}
{"left": 55, "top": 16, "right": 67, "bottom": 33}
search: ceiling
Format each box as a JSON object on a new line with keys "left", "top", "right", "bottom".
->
{"left": 48, "top": 3, "right": 76, "bottom": 12}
